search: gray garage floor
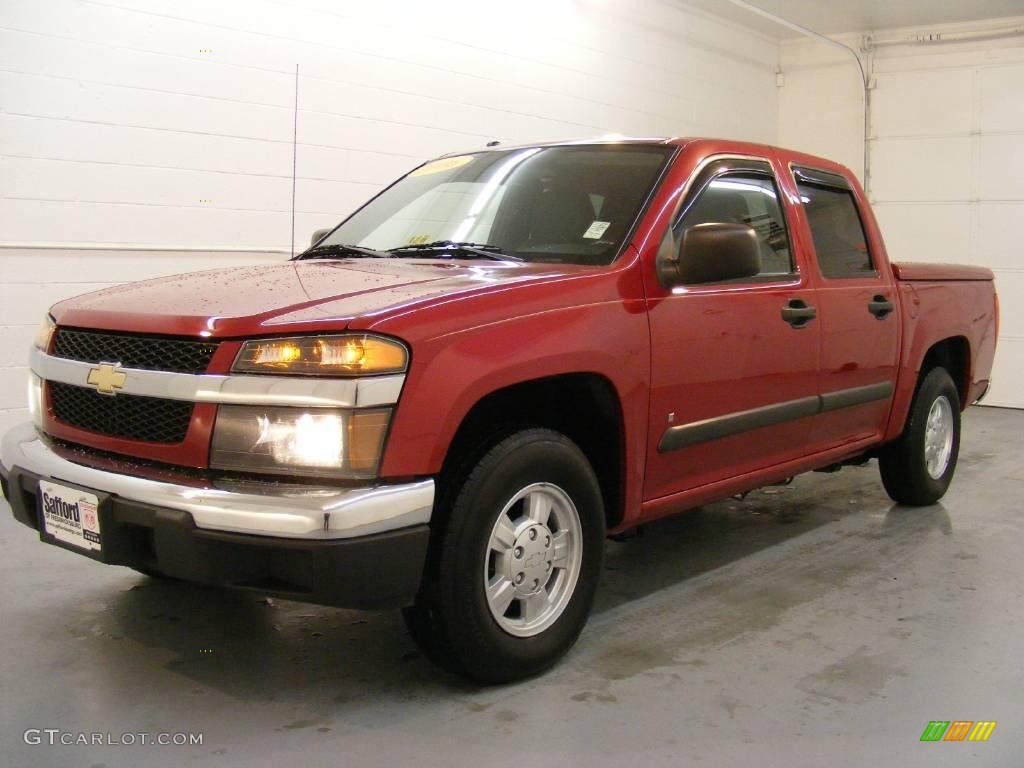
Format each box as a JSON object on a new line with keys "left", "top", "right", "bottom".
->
{"left": 1, "top": 406, "right": 1021, "bottom": 767}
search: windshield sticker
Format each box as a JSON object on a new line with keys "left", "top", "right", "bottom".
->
{"left": 407, "top": 234, "right": 431, "bottom": 245}
{"left": 410, "top": 155, "right": 474, "bottom": 176}
{"left": 582, "top": 221, "right": 611, "bottom": 239}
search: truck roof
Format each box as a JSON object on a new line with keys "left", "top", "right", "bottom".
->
{"left": 438, "top": 136, "right": 850, "bottom": 179}
{"left": 440, "top": 136, "right": 683, "bottom": 156}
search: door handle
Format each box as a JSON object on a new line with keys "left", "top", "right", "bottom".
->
{"left": 868, "top": 295, "right": 894, "bottom": 319}
{"left": 781, "top": 298, "right": 817, "bottom": 328}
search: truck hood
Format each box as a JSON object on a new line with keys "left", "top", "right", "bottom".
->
{"left": 50, "top": 258, "right": 593, "bottom": 338}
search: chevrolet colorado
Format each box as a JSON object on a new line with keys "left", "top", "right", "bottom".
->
{"left": 1, "top": 138, "right": 998, "bottom": 683}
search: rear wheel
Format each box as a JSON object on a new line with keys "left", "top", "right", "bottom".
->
{"left": 879, "top": 367, "right": 961, "bottom": 506}
{"left": 404, "top": 428, "right": 604, "bottom": 683}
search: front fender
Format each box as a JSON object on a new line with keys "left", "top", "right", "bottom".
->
{"left": 378, "top": 299, "right": 651, "bottom": 518}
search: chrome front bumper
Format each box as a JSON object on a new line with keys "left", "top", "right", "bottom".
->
{"left": 1, "top": 422, "right": 434, "bottom": 540}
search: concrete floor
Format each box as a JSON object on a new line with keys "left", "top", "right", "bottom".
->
{"left": 1, "top": 407, "right": 1021, "bottom": 767}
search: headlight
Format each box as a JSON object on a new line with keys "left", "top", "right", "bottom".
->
{"left": 34, "top": 315, "right": 55, "bottom": 352}
{"left": 233, "top": 334, "right": 407, "bottom": 376}
{"left": 210, "top": 406, "right": 391, "bottom": 478}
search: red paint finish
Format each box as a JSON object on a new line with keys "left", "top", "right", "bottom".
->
{"left": 43, "top": 138, "right": 998, "bottom": 530}
{"left": 883, "top": 279, "right": 998, "bottom": 441}
{"left": 373, "top": 250, "right": 653, "bottom": 523}
{"left": 643, "top": 277, "right": 822, "bottom": 500}
{"left": 50, "top": 260, "right": 594, "bottom": 339}
{"left": 891, "top": 262, "right": 995, "bottom": 282}
{"left": 637, "top": 147, "right": 820, "bottom": 504}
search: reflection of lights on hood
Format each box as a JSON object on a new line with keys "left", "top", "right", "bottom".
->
{"left": 200, "top": 316, "right": 222, "bottom": 337}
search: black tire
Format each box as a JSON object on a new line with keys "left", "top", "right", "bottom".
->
{"left": 131, "top": 566, "right": 172, "bottom": 579}
{"left": 400, "top": 602, "right": 460, "bottom": 673}
{"left": 879, "top": 367, "right": 961, "bottom": 506}
{"left": 404, "top": 428, "right": 605, "bottom": 684}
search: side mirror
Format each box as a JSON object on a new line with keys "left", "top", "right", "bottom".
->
{"left": 661, "top": 222, "right": 761, "bottom": 286}
{"left": 310, "top": 228, "right": 332, "bottom": 247}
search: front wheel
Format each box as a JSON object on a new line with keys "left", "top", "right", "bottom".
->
{"left": 879, "top": 367, "right": 961, "bottom": 506}
{"left": 405, "top": 428, "right": 605, "bottom": 684}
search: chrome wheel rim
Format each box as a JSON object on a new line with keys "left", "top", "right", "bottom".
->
{"left": 924, "top": 395, "right": 954, "bottom": 480}
{"left": 483, "top": 482, "right": 583, "bottom": 638}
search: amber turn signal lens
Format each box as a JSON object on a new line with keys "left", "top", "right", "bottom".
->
{"left": 347, "top": 410, "right": 391, "bottom": 472}
{"left": 233, "top": 335, "right": 407, "bottom": 376}
{"left": 34, "top": 315, "right": 55, "bottom": 352}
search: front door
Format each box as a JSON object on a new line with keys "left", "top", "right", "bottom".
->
{"left": 643, "top": 156, "right": 822, "bottom": 502}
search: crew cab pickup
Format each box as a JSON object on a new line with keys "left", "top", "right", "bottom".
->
{"left": 1, "top": 138, "right": 998, "bottom": 683}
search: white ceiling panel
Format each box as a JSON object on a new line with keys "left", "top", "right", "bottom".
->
{"left": 680, "top": 0, "right": 1024, "bottom": 37}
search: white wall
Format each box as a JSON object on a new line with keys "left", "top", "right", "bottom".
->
{"left": 777, "top": 39, "right": 865, "bottom": 181}
{"left": 778, "top": 19, "right": 1024, "bottom": 408}
{"left": 0, "top": 0, "right": 782, "bottom": 432}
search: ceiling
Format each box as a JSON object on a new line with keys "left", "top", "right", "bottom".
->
{"left": 682, "top": 0, "right": 1024, "bottom": 37}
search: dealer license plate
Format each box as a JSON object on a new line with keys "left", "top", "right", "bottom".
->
{"left": 38, "top": 480, "right": 102, "bottom": 553}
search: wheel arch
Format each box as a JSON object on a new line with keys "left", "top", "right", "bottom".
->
{"left": 436, "top": 373, "right": 627, "bottom": 532}
{"left": 919, "top": 335, "right": 971, "bottom": 409}
{"left": 884, "top": 334, "right": 972, "bottom": 443}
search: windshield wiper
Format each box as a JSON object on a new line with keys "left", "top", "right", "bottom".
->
{"left": 388, "top": 241, "right": 524, "bottom": 262}
{"left": 296, "top": 243, "right": 394, "bottom": 260}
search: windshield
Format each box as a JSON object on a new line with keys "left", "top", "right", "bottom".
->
{"left": 309, "top": 144, "right": 675, "bottom": 265}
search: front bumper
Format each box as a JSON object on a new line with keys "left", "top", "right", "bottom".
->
{"left": 1, "top": 422, "right": 434, "bottom": 608}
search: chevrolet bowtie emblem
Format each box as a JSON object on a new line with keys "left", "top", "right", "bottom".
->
{"left": 87, "top": 363, "right": 127, "bottom": 395}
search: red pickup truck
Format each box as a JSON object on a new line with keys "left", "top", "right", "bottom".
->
{"left": 1, "top": 138, "right": 998, "bottom": 683}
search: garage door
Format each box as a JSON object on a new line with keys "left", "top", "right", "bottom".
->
{"left": 869, "top": 57, "right": 1024, "bottom": 408}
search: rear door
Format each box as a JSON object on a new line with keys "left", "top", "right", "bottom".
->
{"left": 643, "top": 156, "right": 821, "bottom": 501}
{"left": 790, "top": 166, "right": 900, "bottom": 449}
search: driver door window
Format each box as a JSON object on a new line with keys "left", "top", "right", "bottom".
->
{"left": 676, "top": 173, "right": 794, "bottom": 277}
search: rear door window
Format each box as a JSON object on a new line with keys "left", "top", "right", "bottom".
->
{"left": 796, "top": 177, "right": 874, "bottom": 278}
